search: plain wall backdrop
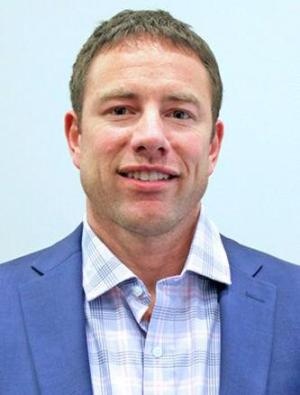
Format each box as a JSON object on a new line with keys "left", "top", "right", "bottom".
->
{"left": 0, "top": 0, "right": 299, "bottom": 263}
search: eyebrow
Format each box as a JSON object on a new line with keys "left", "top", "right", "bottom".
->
{"left": 164, "top": 93, "right": 201, "bottom": 108}
{"left": 98, "top": 88, "right": 137, "bottom": 103}
{"left": 97, "top": 89, "right": 201, "bottom": 108}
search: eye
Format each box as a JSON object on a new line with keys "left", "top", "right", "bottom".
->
{"left": 111, "top": 106, "right": 130, "bottom": 116}
{"left": 168, "top": 110, "right": 191, "bottom": 120}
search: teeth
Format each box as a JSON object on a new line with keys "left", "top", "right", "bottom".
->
{"left": 149, "top": 172, "right": 158, "bottom": 181}
{"left": 140, "top": 171, "right": 148, "bottom": 181}
{"left": 125, "top": 171, "right": 171, "bottom": 181}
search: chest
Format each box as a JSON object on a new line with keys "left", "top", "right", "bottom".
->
{"left": 85, "top": 275, "right": 221, "bottom": 395}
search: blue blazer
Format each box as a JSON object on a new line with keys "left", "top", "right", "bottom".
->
{"left": 1, "top": 224, "right": 300, "bottom": 395}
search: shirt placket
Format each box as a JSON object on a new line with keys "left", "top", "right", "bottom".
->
{"left": 143, "top": 280, "right": 176, "bottom": 395}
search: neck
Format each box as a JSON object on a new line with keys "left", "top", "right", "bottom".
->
{"left": 86, "top": 207, "right": 200, "bottom": 294}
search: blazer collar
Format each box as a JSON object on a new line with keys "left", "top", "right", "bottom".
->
{"left": 19, "top": 225, "right": 93, "bottom": 395}
{"left": 219, "top": 236, "right": 277, "bottom": 395}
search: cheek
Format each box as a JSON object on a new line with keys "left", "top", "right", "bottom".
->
{"left": 80, "top": 133, "right": 128, "bottom": 179}
{"left": 92, "top": 126, "right": 129, "bottom": 154}
{"left": 175, "top": 135, "right": 210, "bottom": 171}
{"left": 190, "top": 152, "right": 210, "bottom": 181}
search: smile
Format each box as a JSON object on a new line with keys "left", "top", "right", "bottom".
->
{"left": 121, "top": 171, "right": 174, "bottom": 182}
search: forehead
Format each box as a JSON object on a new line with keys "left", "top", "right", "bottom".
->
{"left": 84, "top": 37, "right": 212, "bottom": 102}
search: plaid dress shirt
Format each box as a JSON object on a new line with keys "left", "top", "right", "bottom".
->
{"left": 82, "top": 209, "right": 231, "bottom": 395}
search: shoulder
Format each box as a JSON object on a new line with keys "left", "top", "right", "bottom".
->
{"left": 221, "top": 234, "right": 298, "bottom": 268}
{"left": 221, "top": 235, "right": 300, "bottom": 288}
{"left": 0, "top": 224, "right": 83, "bottom": 286}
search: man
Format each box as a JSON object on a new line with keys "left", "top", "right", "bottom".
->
{"left": 0, "top": 9, "right": 299, "bottom": 395}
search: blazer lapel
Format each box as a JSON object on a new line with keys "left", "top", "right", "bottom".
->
{"left": 219, "top": 242, "right": 277, "bottom": 395}
{"left": 19, "top": 227, "right": 93, "bottom": 395}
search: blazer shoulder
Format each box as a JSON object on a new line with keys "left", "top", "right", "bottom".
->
{"left": 0, "top": 224, "right": 83, "bottom": 285}
{"left": 221, "top": 234, "right": 300, "bottom": 286}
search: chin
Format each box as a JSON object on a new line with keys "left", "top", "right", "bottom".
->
{"left": 115, "top": 211, "right": 183, "bottom": 237}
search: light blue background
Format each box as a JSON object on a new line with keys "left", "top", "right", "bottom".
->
{"left": 0, "top": 1, "right": 299, "bottom": 263}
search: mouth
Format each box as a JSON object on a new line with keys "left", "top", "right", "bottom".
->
{"left": 119, "top": 170, "right": 177, "bottom": 182}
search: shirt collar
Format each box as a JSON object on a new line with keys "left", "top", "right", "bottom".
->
{"left": 82, "top": 208, "right": 231, "bottom": 302}
{"left": 82, "top": 219, "right": 136, "bottom": 302}
{"left": 182, "top": 207, "right": 231, "bottom": 285}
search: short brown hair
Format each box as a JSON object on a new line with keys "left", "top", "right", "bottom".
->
{"left": 70, "top": 9, "right": 223, "bottom": 122}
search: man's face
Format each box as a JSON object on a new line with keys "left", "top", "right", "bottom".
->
{"left": 65, "top": 39, "right": 223, "bottom": 237}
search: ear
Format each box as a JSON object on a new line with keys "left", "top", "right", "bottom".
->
{"left": 64, "top": 111, "right": 81, "bottom": 169}
{"left": 208, "top": 120, "right": 224, "bottom": 176}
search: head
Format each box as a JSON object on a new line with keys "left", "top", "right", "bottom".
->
{"left": 70, "top": 9, "right": 223, "bottom": 125}
{"left": 65, "top": 10, "right": 224, "bottom": 240}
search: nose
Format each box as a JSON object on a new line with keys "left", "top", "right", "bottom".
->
{"left": 130, "top": 109, "right": 170, "bottom": 160}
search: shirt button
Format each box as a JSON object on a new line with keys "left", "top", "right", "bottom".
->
{"left": 132, "top": 285, "right": 143, "bottom": 297}
{"left": 152, "top": 346, "right": 163, "bottom": 358}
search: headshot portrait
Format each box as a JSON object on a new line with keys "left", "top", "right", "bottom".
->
{"left": 1, "top": 2, "right": 299, "bottom": 394}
